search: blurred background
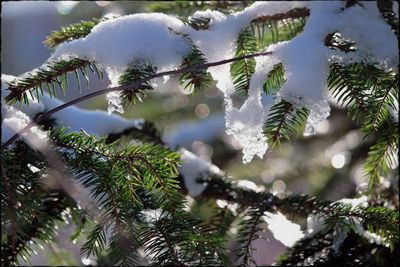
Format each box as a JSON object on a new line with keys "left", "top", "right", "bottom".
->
{"left": 2, "top": 1, "right": 397, "bottom": 266}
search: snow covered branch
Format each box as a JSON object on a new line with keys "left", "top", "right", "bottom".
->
{"left": 2, "top": 50, "right": 272, "bottom": 149}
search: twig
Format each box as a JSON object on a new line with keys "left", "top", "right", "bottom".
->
{"left": 1, "top": 50, "right": 272, "bottom": 150}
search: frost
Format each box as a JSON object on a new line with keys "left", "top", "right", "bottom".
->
{"left": 263, "top": 212, "right": 304, "bottom": 247}
{"left": 179, "top": 148, "right": 223, "bottom": 197}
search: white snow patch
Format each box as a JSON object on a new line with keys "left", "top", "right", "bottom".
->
{"left": 263, "top": 212, "right": 304, "bottom": 247}
{"left": 237, "top": 180, "right": 258, "bottom": 191}
{"left": 2, "top": 105, "right": 49, "bottom": 149}
{"left": 165, "top": 114, "right": 225, "bottom": 149}
{"left": 40, "top": 93, "right": 143, "bottom": 135}
{"left": 306, "top": 196, "right": 389, "bottom": 251}
{"left": 2, "top": 74, "right": 143, "bottom": 140}
{"left": 50, "top": 13, "right": 192, "bottom": 113}
{"left": 179, "top": 148, "right": 223, "bottom": 197}
{"left": 224, "top": 51, "right": 279, "bottom": 163}
{"left": 304, "top": 100, "right": 331, "bottom": 136}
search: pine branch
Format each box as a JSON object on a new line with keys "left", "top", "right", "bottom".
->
{"left": 328, "top": 63, "right": 397, "bottom": 132}
{"left": 328, "top": 62, "right": 398, "bottom": 188}
{"left": 179, "top": 45, "right": 213, "bottom": 93}
{"left": 118, "top": 64, "right": 157, "bottom": 107}
{"left": 235, "top": 207, "right": 267, "bottom": 266}
{"left": 43, "top": 17, "right": 114, "bottom": 49}
{"left": 250, "top": 8, "right": 309, "bottom": 25}
{"left": 138, "top": 210, "right": 225, "bottom": 266}
{"left": 275, "top": 231, "right": 334, "bottom": 266}
{"left": 231, "top": 28, "right": 257, "bottom": 97}
{"left": 325, "top": 32, "right": 357, "bottom": 53}
{"left": 1, "top": 142, "right": 76, "bottom": 265}
{"left": 199, "top": 175, "right": 399, "bottom": 247}
{"left": 363, "top": 72, "right": 398, "bottom": 132}
{"left": 263, "top": 63, "right": 285, "bottom": 95}
{"left": 106, "top": 120, "right": 164, "bottom": 145}
{"left": 263, "top": 100, "right": 309, "bottom": 147}
{"left": 209, "top": 206, "right": 236, "bottom": 236}
{"left": 4, "top": 58, "right": 102, "bottom": 104}
{"left": 278, "top": 231, "right": 398, "bottom": 266}
{"left": 52, "top": 128, "right": 181, "bottom": 209}
{"left": 2, "top": 50, "right": 273, "bottom": 150}
{"left": 187, "top": 17, "right": 211, "bottom": 30}
{"left": 364, "top": 121, "right": 399, "bottom": 187}
{"left": 250, "top": 9, "right": 308, "bottom": 49}
{"left": 328, "top": 63, "right": 369, "bottom": 121}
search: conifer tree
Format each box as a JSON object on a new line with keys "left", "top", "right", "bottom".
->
{"left": 1, "top": 1, "right": 399, "bottom": 266}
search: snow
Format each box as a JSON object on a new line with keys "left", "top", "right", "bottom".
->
{"left": 303, "top": 100, "right": 331, "bottom": 136}
{"left": 236, "top": 180, "right": 258, "bottom": 191}
{"left": 140, "top": 208, "right": 164, "bottom": 224}
{"left": 263, "top": 212, "right": 304, "bottom": 247}
{"left": 306, "top": 196, "right": 389, "bottom": 251}
{"left": 2, "top": 105, "right": 49, "bottom": 149}
{"left": 190, "top": 9, "right": 226, "bottom": 25}
{"left": 2, "top": 74, "right": 48, "bottom": 147}
{"left": 2, "top": 74, "right": 144, "bottom": 143}
{"left": 40, "top": 93, "right": 143, "bottom": 135}
{"left": 50, "top": 13, "right": 192, "bottom": 113}
{"left": 6, "top": 1, "right": 398, "bottom": 164}
{"left": 165, "top": 114, "right": 225, "bottom": 149}
{"left": 178, "top": 148, "right": 223, "bottom": 197}
{"left": 224, "top": 52, "right": 278, "bottom": 163}
{"left": 340, "top": 3, "right": 399, "bottom": 70}
{"left": 187, "top": 2, "right": 308, "bottom": 94}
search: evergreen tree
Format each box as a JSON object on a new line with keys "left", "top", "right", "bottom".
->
{"left": 1, "top": 1, "right": 398, "bottom": 266}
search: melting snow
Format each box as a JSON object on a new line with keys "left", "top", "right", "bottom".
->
{"left": 7, "top": 1, "right": 398, "bottom": 163}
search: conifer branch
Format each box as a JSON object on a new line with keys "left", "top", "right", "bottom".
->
{"left": 4, "top": 58, "right": 101, "bottom": 104}
{"left": 106, "top": 121, "right": 164, "bottom": 145}
{"left": 44, "top": 17, "right": 114, "bottom": 49}
{"left": 179, "top": 45, "right": 213, "bottom": 93}
{"left": 263, "top": 63, "right": 285, "bottom": 95}
{"left": 250, "top": 8, "right": 310, "bottom": 25}
{"left": 231, "top": 28, "right": 257, "bottom": 97}
{"left": 364, "top": 121, "right": 399, "bottom": 187}
{"left": 198, "top": 175, "right": 399, "bottom": 244}
{"left": 264, "top": 100, "right": 309, "bottom": 147}
{"left": 235, "top": 207, "right": 267, "bottom": 266}
{"left": 2, "top": 50, "right": 273, "bottom": 150}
